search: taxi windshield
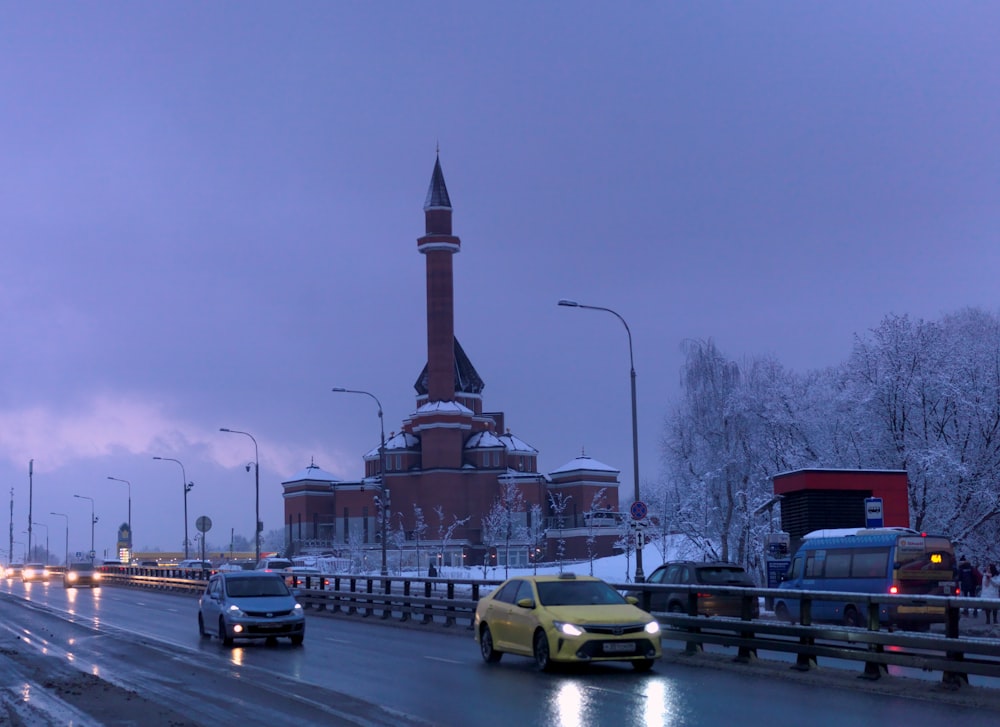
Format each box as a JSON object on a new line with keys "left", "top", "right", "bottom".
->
{"left": 536, "top": 580, "right": 627, "bottom": 606}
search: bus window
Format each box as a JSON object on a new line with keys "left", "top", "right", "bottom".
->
{"left": 851, "top": 549, "right": 889, "bottom": 578}
{"left": 824, "top": 552, "right": 851, "bottom": 578}
{"left": 805, "top": 551, "right": 825, "bottom": 578}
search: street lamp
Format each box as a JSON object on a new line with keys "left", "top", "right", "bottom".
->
{"left": 31, "top": 522, "right": 48, "bottom": 565}
{"left": 107, "top": 476, "right": 132, "bottom": 553}
{"left": 50, "top": 512, "right": 69, "bottom": 566}
{"left": 558, "top": 298, "right": 645, "bottom": 583}
{"left": 219, "top": 429, "right": 261, "bottom": 563}
{"left": 332, "top": 387, "right": 389, "bottom": 577}
{"left": 73, "top": 494, "right": 97, "bottom": 564}
{"left": 153, "top": 457, "right": 194, "bottom": 559}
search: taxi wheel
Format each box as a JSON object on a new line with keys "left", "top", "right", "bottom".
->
{"left": 198, "top": 614, "right": 209, "bottom": 639}
{"left": 632, "top": 659, "right": 655, "bottom": 672}
{"left": 479, "top": 625, "right": 502, "bottom": 663}
{"left": 533, "top": 630, "right": 552, "bottom": 672}
{"left": 219, "top": 618, "right": 234, "bottom": 646}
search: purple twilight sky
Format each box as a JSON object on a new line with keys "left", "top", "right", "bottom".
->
{"left": 1, "top": 3, "right": 998, "bottom": 557}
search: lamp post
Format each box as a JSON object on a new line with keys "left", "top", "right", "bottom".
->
{"left": 558, "top": 299, "right": 645, "bottom": 583}
{"left": 107, "top": 476, "right": 132, "bottom": 555}
{"left": 50, "top": 512, "right": 69, "bottom": 565}
{"left": 73, "top": 494, "right": 96, "bottom": 564}
{"left": 31, "top": 522, "right": 48, "bottom": 565}
{"left": 153, "top": 457, "right": 193, "bottom": 559}
{"left": 332, "top": 387, "right": 389, "bottom": 577}
{"left": 219, "top": 429, "right": 260, "bottom": 563}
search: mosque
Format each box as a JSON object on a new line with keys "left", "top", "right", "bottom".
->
{"left": 281, "top": 156, "right": 625, "bottom": 571}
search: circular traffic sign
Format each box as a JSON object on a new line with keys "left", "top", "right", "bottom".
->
{"left": 195, "top": 515, "right": 213, "bottom": 533}
{"left": 630, "top": 500, "right": 648, "bottom": 520}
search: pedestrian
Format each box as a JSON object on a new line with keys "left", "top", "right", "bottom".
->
{"left": 983, "top": 564, "right": 1000, "bottom": 625}
{"left": 958, "top": 555, "right": 975, "bottom": 615}
{"left": 973, "top": 561, "right": 984, "bottom": 617}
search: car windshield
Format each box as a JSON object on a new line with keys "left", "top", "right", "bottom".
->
{"left": 698, "top": 567, "right": 753, "bottom": 585}
{"left": 225, "top": 577, "right": 290, "bottom": 598}
{"left": 536, "top": 580, "right": 627, "bottom": 606}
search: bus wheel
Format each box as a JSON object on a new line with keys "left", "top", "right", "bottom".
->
{"left": 843, "top": 607, "right": 861, "bottom": 628}
{"left": 774, "top": 602, "right": 792, "bottom": 623}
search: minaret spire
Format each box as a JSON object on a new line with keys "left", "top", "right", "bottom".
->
{"left": 417, "top": 155, "right": 461, "bottom": 403}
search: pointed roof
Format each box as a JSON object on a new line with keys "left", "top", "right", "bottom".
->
{"left": 423, "top": 155, "right": 452, "bottom": 210}
{"left": 414, "top": 337, "right": 485, "bottom": 396}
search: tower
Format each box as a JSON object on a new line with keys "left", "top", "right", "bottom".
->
{"left": 412, "top": 155, "right": 473, "bottom": 469}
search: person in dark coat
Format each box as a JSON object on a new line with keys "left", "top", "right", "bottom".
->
{"left": 958, "top": 555, "right": 976, "bottom": 616}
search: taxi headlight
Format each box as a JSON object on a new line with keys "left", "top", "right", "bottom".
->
{"left": 645, "top": 620, "right": 661, "bottom": 635}
{"left": 553, "top": 621, "right": 584, "bottom": 637}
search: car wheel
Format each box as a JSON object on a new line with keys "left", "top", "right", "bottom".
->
{"left": 774, "top": 602, "right": 792, "bottom": 623}
{"left": 219, "top": 617, "right": 233, "bottom": 646}
{"left": 198, "top": 613, "right": 209, "bottom": 639}
{"left": 479, "top": 625, "right": 502, "bottom": 663}
{"left": 632, "top": 659, "right": 655, "bottom": 673}
{"left": 843, "top": 606, "right": 861, "bottom": 628}
{"left": 533, "top": 630, "right": 552, "bottom": 672}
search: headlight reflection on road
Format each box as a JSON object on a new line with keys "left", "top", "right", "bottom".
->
{"left": 230, "top": 648, "right": 245, "bottom": 667}
{"left": 551, "top": 681, "right": 589, "bottom": 727}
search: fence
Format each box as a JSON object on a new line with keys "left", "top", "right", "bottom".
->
{"left": 96, "top": 568, "right": 1000, "bottom": 687}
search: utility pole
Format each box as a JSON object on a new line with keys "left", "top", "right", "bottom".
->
{"left": 8, "top": 488, "right": 13, "bottom": 567}
{"left": 27, "top": 460, "right": 33, "bottom": 558}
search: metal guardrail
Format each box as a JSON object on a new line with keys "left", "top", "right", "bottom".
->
{"left": 96, "top": 569, "right": 1000, "bottom": 687}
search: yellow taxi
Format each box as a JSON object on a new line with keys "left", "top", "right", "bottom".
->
{"left": 474, "top": 573, "right": 662, "bottom": 671}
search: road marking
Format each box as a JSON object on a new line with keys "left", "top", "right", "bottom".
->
{"left": 424, "top": 656, "right": 462, "bottom": 664}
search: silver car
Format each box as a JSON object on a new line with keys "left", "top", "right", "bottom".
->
{"left": 198, "top": 571, "right": 305, "bottom": 646}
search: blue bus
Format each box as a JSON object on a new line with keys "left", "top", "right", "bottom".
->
{"left": 774, "top": 528, "right": 958, "bottom": 629}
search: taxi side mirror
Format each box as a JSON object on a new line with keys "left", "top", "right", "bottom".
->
{"left": 625, "top": 596, "right": 639, "bottom": 605}
{"left": 516, "top": 597, "right": 536, "bottom": 609}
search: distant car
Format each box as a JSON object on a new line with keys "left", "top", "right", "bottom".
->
{"left": 217, "top": 559, "right": 256, "bottom": 572}
{"left": 177, "top": 559, "right": 213, "bottom": 570}
{"left": 284, "top": 567, "right": 328, "bottom": 588}
{"left": 64, "top": 562, "right": 101, "bottom": 588}
{"left": 21, "top": 563, "right": 50, "bottom": 582}
{"left": 628, "top": 561, "right": 759, "bottom": 619}
{"left": 255, "top": 557, "right": 293, "bottom": 572}
{"left": 474, "top": 573, "right": 662, "bottom": 671}
{"left": 198, "top": 571, "right": 305, "bottom": 646}
{"left": 138, "top": 560, "right": 160, "bottom": 567}
{"left": 5, "top": 564, "right": 24, "bottom": 580}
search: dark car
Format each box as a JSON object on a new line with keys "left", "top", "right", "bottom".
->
{"left": 629, "top": 561, "right": 759, "bottom": 618}
{"left": 64, "top": 562, "right": 101, "bottom": 588}
{"left": 198, "top": 571, "right": 305, "bottom": 646}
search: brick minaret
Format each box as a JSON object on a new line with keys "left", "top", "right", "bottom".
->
{"left": 418, "top": 155, "right": 460, "bottom": 403}
{"left": 413, "top": 155, "right": 469, "bottom": 469}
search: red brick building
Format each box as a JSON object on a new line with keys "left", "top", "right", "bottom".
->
{"left": 282, "top": 157, "right": 623, "bottom": 570}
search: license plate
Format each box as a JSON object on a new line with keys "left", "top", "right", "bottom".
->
{"left": 603, "top": 642, "right": 636, "bottom": 653}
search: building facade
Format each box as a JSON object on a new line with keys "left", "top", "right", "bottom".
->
{"left": 282, "top": 157, "right": 624, "bottom": 570}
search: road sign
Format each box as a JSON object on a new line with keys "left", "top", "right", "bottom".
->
{"left": 196, "top": 515, "right": 213, "bottom": 533}
{"left": 629, "top": 500, "right": 648, "bottom": 520}
{"left": 864, "top": 497, "right": 884, "bottom": 528}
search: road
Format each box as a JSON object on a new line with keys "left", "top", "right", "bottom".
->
{"left": 1, "top": 578, "right": 999, "bottom": 726}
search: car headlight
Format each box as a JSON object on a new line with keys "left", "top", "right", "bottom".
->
{"left": 553, "top": 621, "right": 584, "bottom": 637}
{"left": 227, "top": 604, "right": 246, "bottom": 617}
{"left": 645, "top": 620, "right": 661, "bottom": 635}
{"left": 92, "top": 572, "right": 101, "bottom": 580}
{"left": 293, "top": 603, "right": 303, "bottom": 612}
{"left": 68, "top": 572, "right": 78, "bottom": 581}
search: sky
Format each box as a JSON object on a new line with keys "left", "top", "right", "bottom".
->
{"left": 1, "top": 3, "right": 998, "bottom": 559}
